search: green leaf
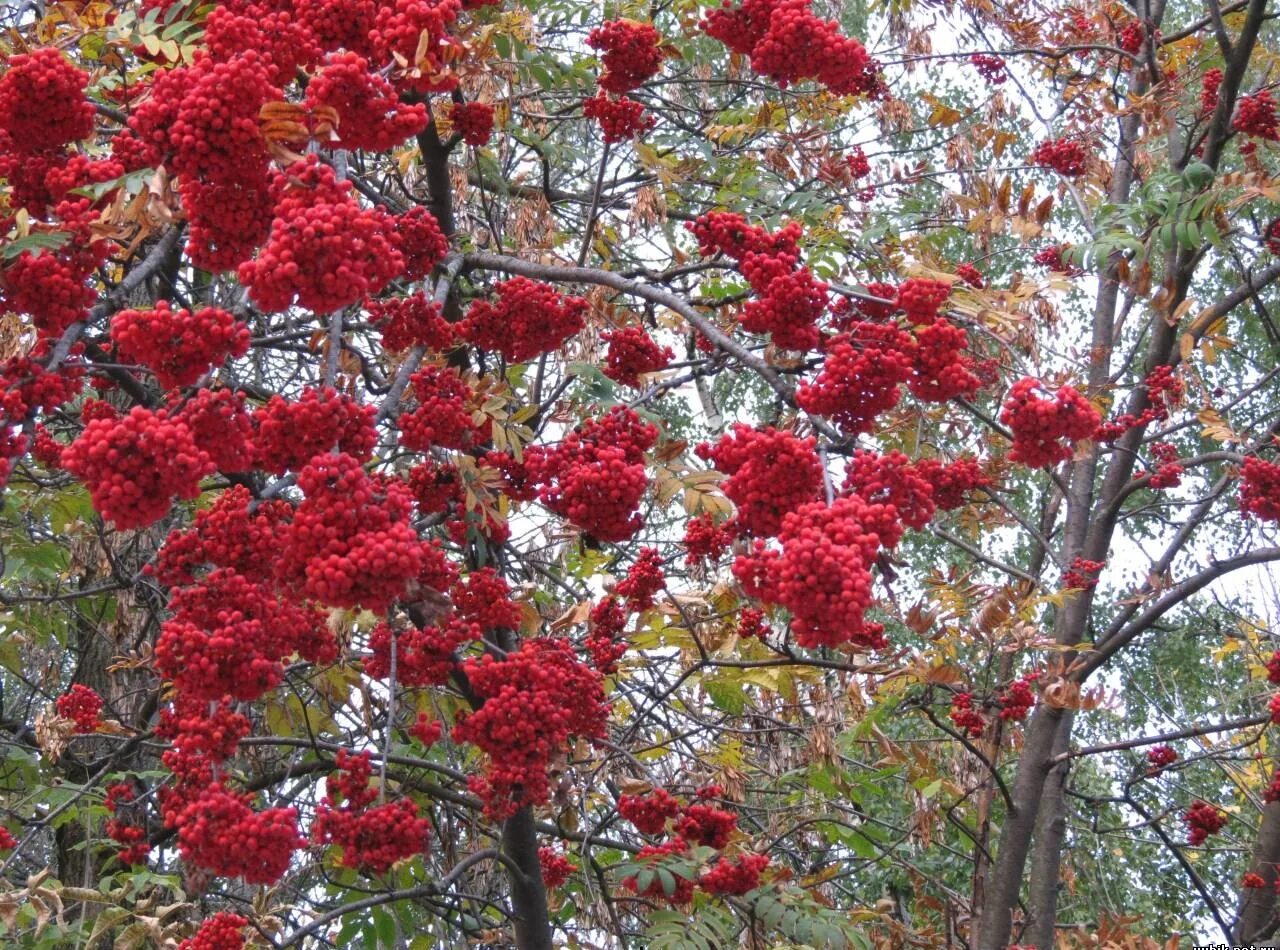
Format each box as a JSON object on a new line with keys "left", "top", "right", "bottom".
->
{"left": 2, "top": 232, "right": 71, "bottom": 260}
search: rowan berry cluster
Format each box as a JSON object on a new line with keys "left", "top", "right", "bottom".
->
{"left": 150, "top": 485, "right": 291, "bottom": 586}
{"left": 524, "top": 407, "right": 657, "bottom": 542}
{"left": 157, "top": 697, "right": 252, "bottom": 785}
{"left": 313, "top": 750, "right": 430, "bottom": 873}
{"left": 624, "top": 839, "right": 695, "bottom": 904}
{"left": 1033, "top": 245, "right": 1083, "bottom": 276}
{"left": 539, "top": 847, "right": 577, "bottom": 888}
{"left": 619, "top": 788, "right": 683, "bottom": 835}
{"left": 398, "top": 365, "right": 486, "bottom": 452}
{"left": 1182, "top": 800, "right": 1227, "bottom": 845}
{"left": 910, "top": 318, "right": 981, "bottom": 402}
{"left": 61, "top": 407, "right": 214, "bottom": 529}
{"left": 394, "top": 205, "right": 450, "bottom": 279}
{"left": 703, "top": 0, "right": 881, "bottom": 97}
{"left": 369, "top": 0, "right": 464, "bottom": 88}
{"left": 1096, "top": 365, "right": 1183, "bottom": 440}
{"left": 700, "top": 853, "right": 769, "bottom": 895}
{"left": 997, "top": 673, "right": 1038, "bottom": 721}
{"left": 586, "top": 596, "right": 629, "bottom": 673}
{"left": 588, "top": 19, "right": 664, "bottom": 93}
{"left": 683, "top": 513, "right": 733, "bottom": 565}
{"left": 615, "top": 547, "right": 665, "bottom": 611}
{"left": 1201, "top": 68, "right": 1222, "bottom": 114}
{"left": 1266, "top": 218, "right": 1280, "bottom": 256}
{"left": 453, "top": 638, "right": 608, "bottom": 819}
{"left": 305, "top": 52, "right": 428, "bottom": 151}
{"left": 969, "top": 53, "right": 1008, "bottom": 84}
{"left": 954, "top": 263, "right": 985, "bottom": 288}
{"left": 1062, "top": 557, "right": 1105, "bottom": 590}
{"left": 407, "top": 459, "right": 463, "bottom": 514}
{"left": 676, "top": 803, "right": 738, "bottom": 848}
{"left": 168, "top": 783, "right": 303, "bottom": 884}
{"left": 1145, "top": 442, "right": 1183, "bottom": 489}
{"left": 1243, "top": 872, "right": 1268, "bottom": 889}
{"left": 734, "top": 496, "right": 898, "bottom": 649}
{"left": 1241, "top": 457, "right": 1280, "bottom": 521}
{"left": 584, "top": 92, "right": 656, "bottom": 143}
{"left": 367, "top": 293, "right": 453, "bottom": 354}
{"left": 449, "top": 101, "right": 495, "bottom": 146}
{"left": 913, "top": 457, "right": 991, "bottom": 510}
{"left": 0, "top": 828, "right": 15, "bottom": 851}
{"left": 452, "top": 567, "right": 522, "bottom": 631}
{"left": 696, "top": 425, "right": 823, "bottom": 537}
{"left": 104, "top": 783, "right": 150, "bottom": 866}
{"left": 740, "top": 268, "right": 829, "bottom": 351}
{"left": 1117, "top": 22, "right": 1145, "bottom": 54}
{"left": 463, "top": 277, "right": 588, "bottom": 363}
{"left": 238, "top": 157, "right": 403, "bottom": 313}
{"left": 56, "top": 684, "right": 103, "bottom": 733}
{"left": 365, "top": 618, "right": 477, "bottom": 687}
{"left": 1000, "top": 378, "right": 1101, "bottom": 468}
{"left": 0, "top": 49, "right": 95, "bottom": 152}
{"left": 601, "top": 327, "right": 673, "bottom": 387}
{"left": 1031, "top": 137, "right": 1087, "bottom": 176}
{"left": 842, "top": 450, "right": 935, "bottom": 531}
{"left": 949, "top": 692, "right": 985, "bottom": 737}
{"left": 178, "top": 912, "right": 248, "bottom": 950}
{"left": 411, "top": 713, "right": 443, "bottom": 746}
{"left": 1146, "top": 745, "right": 1177, "bottom": 773}
{"left": 253, "top": 387, "right": 378, "bottom": 474}
{"left": 1234, "top": 91, "right": 1279, "bottom": 141}
{"left": 896, "top": 278, "right": 951, "bottom": 324}
{"left": 111, "top": 303, "right": 250, "bottom": 390}
{"left": 795, "top": 324, "right": 915, "bottom": 434}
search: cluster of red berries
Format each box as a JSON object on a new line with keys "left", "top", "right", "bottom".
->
{"left": 843, "top": 450, "right": 935, "bottom": 531}
{"left": 1096, "top": 365, "right": 1184, "bottom": 441}
{"left": 949, "top": 692, "right": 986, "bottom": 738}
{"left": 1000, "top": 378, "right": 1101, "bottom": 468}
{"left": 0, "top": 353, "right": 83, "bottom": 422}
{"left": 583, "top": 92, "right": 656, "bottom": 143}
{"left": 795, "top": 323, "right": 915, "bottom": 434}
{"left": 734, "top": 496, "right": 899, "bottom": 649}
{"left": 703, "top": 0, "right": 881, "bottom": 98}
{"left": 157, "top": 696, "right": 251, "bottom": 785}
{"left": 239, "top": 157, "right": 403, "bottom": 313}
{"left": 368, "top": 293, "right": 454, "bottom": 354}
{"left": 524, "top": 407, "right": 657, "bottom": 542}
{"left": 588, "top": 19, "right": 664, "bottom": 93}
{"left": 369, "top": 0, "right": 464, "bottom": 89}
{"left": 970, "top": 53, "right": 1008, "bottom": 84}
{"left": 696, "top": 424, "right": 822, "bottom": 537}
{"left": 1241, "top": 457, "right": 1280, "bottom": 522}
{"left": 56, "top": 684, "right": 103, "bottom": 733}
{"left": 615, "top": 547, "right": 665, "bottom": 611}
{"left": 254, "top": 387, "right": 377, "bottom": 474}
{"left": 896, "top": 278, "right": 951, "bottom": 324}
{"left": 741, "top": 268, "right": 829, "bottom": 351}
{"left": 104, "top": 783, "right": 150, "bottom": 866}
{"left": 313, "top": 749, "right": 431, "bottom": 873}
{"left": 407, "top": 459, "right": 463, "bottom": 513}
{"left": 586, "top": 596, "right": 629, "bottom": 673}
{"left": 1033, "top": 244, "right": 1083, "bottom": 276}
{"left": 700, "top": 853, "right": 769, "bottom": 895}
{"left": 168, "top": 783, "right": 303, "bottom": 884}
{"left": 1265, "top": 218, "right": 1280, "bottom": 256}
{"left": 997, "top": 673, "right": 1039, "bottom": 721}
{"left": 453, "top": 638, "right": 608, "bottom": 819}
{"left": 602, "top": 327, "right": 673, "bottom": 387}
{"left": 1234, "top": 91, "right": 1279, "bottom": 141}
{"left": 61, "top": 406, "right": 214, "bottom": 529}
{"left": 624, "top": 838, "right": 696, "bottom": 904}
{"left": 410, "top": 713, "right": 444, "bottom": 746}
{"left": 365, "top": 618, "right": 476, "bottom": 687}
{"left": 0, "top": 49, "right": 95, "bottom": 152}
{"left": 149, "top": 484, "right": 291, "bottom": 587}
{"left": 111, "top": 303, "right": 250, "bottom": 390}
{"left": 1182, "top": 800, "right": 1228, "bottom": 845}
{"left": 954, "top": 263, "right": 985, "bottom": 288}
{"left": 1146, "top": 745, "right": 1177, "bottom": 774}
{"left": 449, "top": 101, "right": 496, "bottom": 146}
{"left": 619, "top": 787, "right": 683, "bottom": 835}
{"left": 1117, "top": 22, "right": 1145, "bottom": 54}
{"left": 399, "top": 365, "right": 486, "bottom": 452}
{"left": 396, "top": 205, "right": 451, "bottom": 280}
{"left": 913, "top": 457, "right": 991, "bottom": 510}
{"left": 539, "top": 846, "right": 577, "bottom": 888}
{"left": 683, "top": 513, "right": 733, "bottom": 565}
{"left": 1145, "top": 441, "right": 1184, "bottom": 489}
{"left": 1201, "top": 69, "right": 1222, "bottom": 114}
{"left": 306, "top": 52, "right": 428, "bottom": 151}
{"left": 463, "top": 277, "right": 588, "bottom": 363}
{"left": 910, "top": 318, "right": 981, "bottom": 402}
{"left": 1062, "top": 557, "right": 1105, "bottom": 590}
{"left": 178, "top": 912, "right": 249, "bottom": 950}
{"left": 452, "top": 567, "right": 522, "bottom": 631}
{"left": 1031, "top": 137, "right": 1087, "bottom": 176}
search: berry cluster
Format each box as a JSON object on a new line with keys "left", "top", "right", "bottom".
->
{"left": 997, "top": 673, "right": 1038, "bottom": 721}
{"left": 524, "top": 407, "right": 658, "bottom": 542}
{"left": 1241, "top": 457, "right": 1280, "bottom": 522}
{"left": 238, "top": 157, "right": 403, "bottom": 313}
{"left": 395, "top": 205, "right": 451, "bottom": 280}
{"left": 448, "top": 101, "right": 496, "bottom": 146}
{"left": 168, "top": 783, "right": 302, "bottom": 884}
{"left": 110, "top": 303, "right": 250, "bottom": 390}
{"left": 703, "top": 0, "right": 881, "bottom": 97}
{"left": 0, "top": 49, "right": 95, "bottom": 152}
{"left": 369, "top": 0, "right": 464, "bottom": 89}
{"left": 584, "top": 92, "right": 656, "bottom": 143}
{"left": 683, "top": 513, "right": 733, "bottom": 565}
{"left": 452, "top": 638, "right": 608, "bottom": 819}
{"left": 398, "top": 364, "right": 486, "bottom": 452}
{"left": 700, "top": 853, "right": 769, "bottom": 895}
{"left": 955, "top": 263, "right": 984, "bottom": 288}
{"left": 305, "top": 52, "right": 428, "bottom": 151}
{"left": 1031, "top": 137, "right": 1087, "bottom": 176}
{"left": 1062, "top": 557, "right": 1105, "bottom": 590}
{"left": 1201, "top": 68, "right": 1222, "bottom": 114}
{"left": 1033, "top": 244, "right": 1083, "bottom": 276}
{"left": 949, "top": 692, "right": 985, "bottom": 738}
{"left": 410, "top": 713, "right": 443, "bottom": 746}
{"left": 463, "top": 277, "right": 588, "bottom": 363}
{"left": 103, "top": 783, "right": 150, "bottom": 867}
{"left": 1182, "top": 800, "right": 1227, "bottom": 845}
{"left": 910, "top": 318, "right": 981, "bottom": 402}
{"left": 1146, "top": 745, "right": 1177, "bottom": 774}
{"left": 602, "top": 327, "right": 673, "bottom": 387}
{"left": 1145, "top": 442, "right": 1184, "bottom": 489}
{"left": 539, "top": 846, "right": 577, "bottom": 888}
{"left": 913, "top": 457, "right": 991, "bottom": 510}
{"left": 1117, "top": 22, "right": 1145, "bottom": 54}
{"left": 624, "top": 839, "right": 695, "bottom": 904}
{"left": 1234, "top": 91, "right": 1279, "bottom": 141}
{"left": 1000, "top": 378, "right": 1101, "bottom": 468}
{"left": 313, "top": 750, "right": 430, "bottom": 873}
{"left": 1266, "top": 218, "right": 1280, "bottom": 256}
{"left": 796, "top": 323, "right": 915, "bottom": 434}
{"left": 696, "top": 425, "right": 822, "bottom": 537}
{"left": 61, "top": 407, "right": 214, "bottom": 529}
{"left": 587, "top": 19, "right": 664, "bottom": 93}
{"left": 55, "top": 684, "right": 102, "bottom": 733}
{"left": 368, "top": 293, "right": 454, "bottom": 353}
{"left": 896, "top": 278, "right": 951, "bottom": 324}
{"left": 842, "top": 450, "right": 935, "bottom": 531}
{"left": 970, "top": 53, "right": 1008, "bottom": 84}
{"left": 365, "top": 619, "right": 477, "bottom": 687}
{"left": 178, "top": 913, "right": 249, "bottom": 950}
{"left": 734, "top": 496, "right": 899, "bottom": 649}
{"left": 619, "top": 788, "right": 683, "bottom": 835}
{"left": 1096, "top": 365, "right": 1184, "bottom": 441}
{"left": 253, "top": 387, "right": 377, "bottom": 475}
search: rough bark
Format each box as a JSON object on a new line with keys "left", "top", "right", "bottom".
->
{"left": 1234, "top": 799, "right": 1280, "bottom": 943}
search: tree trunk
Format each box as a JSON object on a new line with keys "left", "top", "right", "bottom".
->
{"left": 1233, "top": 798, "right": 1280, "bottom": 943}
{"left": 501, "top": 806, "right": 554, "bottom": 950}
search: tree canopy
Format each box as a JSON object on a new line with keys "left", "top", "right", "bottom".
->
{"left": 0, "top": 0, "right": 1279, "bottom": 947}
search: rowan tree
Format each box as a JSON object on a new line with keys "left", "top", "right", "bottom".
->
{"left": 0, "top": 0, "right": 1279, "bottom": 948}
